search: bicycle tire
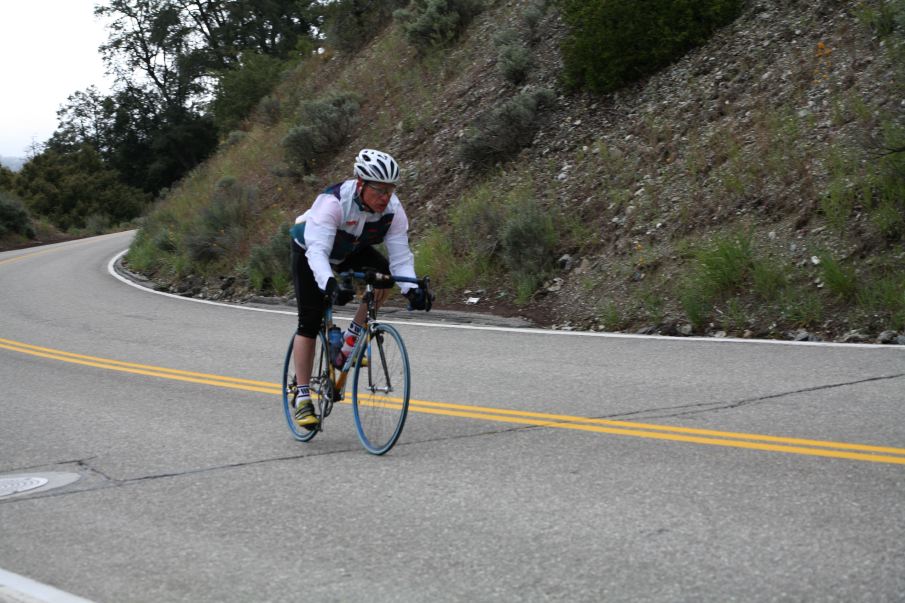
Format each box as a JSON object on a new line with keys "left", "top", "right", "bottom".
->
{"left": 282, "top": 331, "right": 329, "bottom": 442}
{"left": 351, "top": 323, "right": 410, "bottom": 455}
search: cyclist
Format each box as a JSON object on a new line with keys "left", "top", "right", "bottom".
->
{"left": 289, "top": 149, "right": 432, "bottom": 429}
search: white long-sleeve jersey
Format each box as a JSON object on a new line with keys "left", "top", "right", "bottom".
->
{"left": 290, "top": 179, "right": 417, "bottom": 293}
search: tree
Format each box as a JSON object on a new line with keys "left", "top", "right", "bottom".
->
{"left": 96, "top": 0, "right": 317, "bottom": 106}
{"left": 0, "top": 190, "right": 35, "bottom": 239}
{"left": 16, "top": 145, "right": 150, "bottom": 231}
{"left": 81, "top": 0, "right": 320, "bottom": 192}
{"left": 324, "top": 0, "right": 407, "bottom": 53}
{"left": 559, "top": 0, "right": 744, "bottom": 93}
{"left": 0, "top": 165, "right": 16, "bottom": 192}
{"left": 96, "top": 0, "right": 207, "bottom": 109}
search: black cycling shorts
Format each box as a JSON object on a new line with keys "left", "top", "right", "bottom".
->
{"left": 291, "top": 240, "right": 390, "bottom": 338}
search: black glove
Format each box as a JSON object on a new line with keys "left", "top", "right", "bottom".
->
{"left": 404, "top": 287, "right": 433, "bottom": 312}
{"left": 324, "top": 277, "right": 355, "bottom": 306}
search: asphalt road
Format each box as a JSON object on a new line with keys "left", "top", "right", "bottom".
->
{"left": 1, "top": 232, "right": 904, "bottom": 602}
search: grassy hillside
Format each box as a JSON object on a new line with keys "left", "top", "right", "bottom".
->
{"left": 126, "top": 0, "right": 905, "bottom": 343}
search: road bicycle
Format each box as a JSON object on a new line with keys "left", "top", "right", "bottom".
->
{"left": 282, "top": 271, "right": 430, "bottom": 455}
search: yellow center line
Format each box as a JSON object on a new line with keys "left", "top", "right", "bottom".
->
{"left": 405, "top": 398, "right": 905, "bottom": 456}
{"left": 0, "top": 247, "right": 62, "bottom": 266}
{"left": 0, "top": 339, "right": 277, "bottom": 395}
{"left": 0, "top": 234, "right": 127, "bottom": 267}
{"left": 2, "top": 336, "right": 904, "bottom": 465}
{"left": 0, "top": 338, "right": 275, "bottom": 388}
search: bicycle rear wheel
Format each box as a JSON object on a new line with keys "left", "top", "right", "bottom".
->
{"left": 282, "top": 331, "right": 330, "bottom": 442}
{"left": 352, "top": 323, "right": 410, "bottom": 455}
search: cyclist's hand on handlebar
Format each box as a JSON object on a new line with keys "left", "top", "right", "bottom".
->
{"left": 324, "top": 277, "right": 355, "bottom": 306}
{"left": 404, "top": 287, "right": 433, "bottom": 312}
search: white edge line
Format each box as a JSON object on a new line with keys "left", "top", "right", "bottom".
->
{"left": 0, "top": 567, "right": 96, "bottom": 603}
{"left": 108, "top": 249, "right": 297, "bottom": 316}
{"left": 108, "top": 249, "right": 904, "bottom": 351}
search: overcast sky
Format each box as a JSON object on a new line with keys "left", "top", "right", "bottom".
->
{"left": 0, "top": 1, "right": 111, "bottom": 158}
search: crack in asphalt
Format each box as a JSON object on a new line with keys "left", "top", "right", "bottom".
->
{"left": 0, "top": 448, "right": 354, "bottom": 504}
{"left": 0, "top": 426, "right": 527, "bottom": 505}
{"left": 600, "top": 373, "right": 905, "bottom": 421}
{"left": 77, "top": 457, "right": 114, "bottom": 482}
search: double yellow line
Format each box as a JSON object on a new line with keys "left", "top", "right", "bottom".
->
{"left": 0, "top": 235, "right": 122, "bottom": 267}
{"left": 0, "top": 247, "right": 62, "bottom": 267}
{"left": 3, "top": 336, "right": 905, "bottom": 465}
{"left": 0, "top": 338, "right": 277, "bottom": 395}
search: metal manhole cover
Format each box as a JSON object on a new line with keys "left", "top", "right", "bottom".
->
{"left": 0, "top": 472, "right": 80, "bottom": 498}
{"left": 0, "top": 476, "right": 49, "bottom": 497}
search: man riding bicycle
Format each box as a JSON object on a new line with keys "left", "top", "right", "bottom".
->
{"left": 290, "top": 149, "right": 432, "bottom": 429}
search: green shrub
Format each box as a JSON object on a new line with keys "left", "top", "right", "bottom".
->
{"left": 184, "top": 178, "right": 258, "bottom": 265}
{"left": 498, "top": 42, "right": 532, "bottom": 84}
{"left": 679, "top": 285, "right": 709, "bottom": 329}
{"left": 500, "top": 198, "right": 557, "bottom": 295}
{"left": 255, "top": 95, "right": 282, "bottom": 126}
{"left": 820, "top": 178, "right": 857, "bottom": 235}
{"left": 598, "top": 300, "right": 624, "bottom": 331}
{"left": 492, "top": 29, "right": 520, "bottom": 48}
{"left": 780, "top": 288, "right": 824, "bottom": 327}
{"left": 414, "top": 226, "right": 458, "bottom": 292}
{"left": 80, "top": 213, "right": 112, "bottom": 236}
{"left": 153, "top": 227, "right": 178, "bottom": 253}
{"left": 692, "top": 233, "right": 753, "bottom": 298}
{"left": 448, "top": 186, "right": 505, "bottom": 257}
{"left": 678, "top": 233, "right": 755, "bottom": 326}
{"left": 125, "top": 208, "right": 179, "bottom": 274}
{"left": 395, "top": 0, "right": 485, "bottom": 54}
{"left": 819, "top": 253, "right": 858, "bottom": 301}
{"left": 212, "top": 53, "right": 287, "bottom": 134}
{"left": 523, "top": 0, "right": 547, "bottom": 33}
{"left": 283, "top": 93, "right": 360, "bottom": 171}
{"left": 558, "top": 0, "right": 744, "bottom": 93}
{"left": 751, "top": 258, "right": 787, "bottom": 302}
{"left": 857, "top": 273, "right": 905, "bottom": 330}
{"left": 0, "top": 190, "right": 35, "bottom": 239}
{"left": 494, "top": 28, "right": 532, "bottom": 84}
{"left": 857, "top": 0, "right": 905, "bottom": 36}
{"left": 868, "top": 123, "right": 905, "bottom": 241}
{"left": 248, "top": 223, "right": 292, "bottom": 294}
{"left": 458, "top": 88, "right": 554, "bottom": 169}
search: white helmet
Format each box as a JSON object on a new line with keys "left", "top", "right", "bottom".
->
{"left": 353, "top": 149, "right": 400, "bottom": 184}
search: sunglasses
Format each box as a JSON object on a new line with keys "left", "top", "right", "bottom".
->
{"left": 365, "top": 183, "right": 395, "bottom": 197}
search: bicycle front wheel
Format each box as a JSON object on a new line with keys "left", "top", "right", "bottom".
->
{"left": 352, "top": 323, "right": 410, "bottom": 455}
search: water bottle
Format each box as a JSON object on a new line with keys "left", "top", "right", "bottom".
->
{"left": 328, "top": 326, "right": 344, "bottom": 368}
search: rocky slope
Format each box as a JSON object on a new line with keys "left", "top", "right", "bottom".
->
{"left": 143, "top": 0, "right": 905, "bottom": 344}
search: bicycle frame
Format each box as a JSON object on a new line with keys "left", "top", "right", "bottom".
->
{"left": 312, "top": 271, "right": 427, "bottom": 429}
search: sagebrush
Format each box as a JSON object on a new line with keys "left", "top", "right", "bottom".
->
{"left": 283, "top": 93, "right": 360, "bottom": 172}
{"left": 458, "top": 88, "right": 554, "bottom": 169}
{"left": 395, "top": 0, "right": 485, "bottom": 54}
{"left": 184, "top": 178, "right": 259, "bottom": 265}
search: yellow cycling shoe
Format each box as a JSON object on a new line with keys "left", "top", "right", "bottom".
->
{"left": 293, "top": 398, "right": 320, "bottom": 430}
